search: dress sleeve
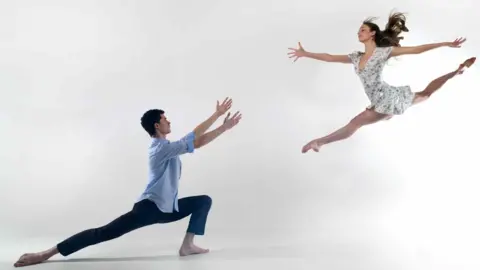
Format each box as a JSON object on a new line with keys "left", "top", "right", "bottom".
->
{"left": 347, "top": 51, "right": 360, "bottom": 64}
{"left": 383, "top": 46, "right": 393, "bottom": 59}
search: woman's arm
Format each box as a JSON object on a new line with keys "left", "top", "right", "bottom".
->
{"left": 303, "top": 52, "right": 351, "bottom": 63}
{"left": 288, "top": 42, "right": 351, "bottom": 64}
{"left": 390, "top": 42, "right": 448, "bottom": 57}
{"left": 390, "top": 37, "right": 466, "bottom": 57}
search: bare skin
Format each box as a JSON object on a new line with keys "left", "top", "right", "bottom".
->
{"left": 14, "top": 247, "right": 58, "bottom": 267}
{"left": 302, "top": 57, "right": 476, "bottom": 153}
{"left": 178, "top": 233, "right": 210, "bottom": 256}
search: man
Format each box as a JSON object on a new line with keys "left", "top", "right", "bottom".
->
{"left": 13, "top": 97, "right": 242, "bottom": 267}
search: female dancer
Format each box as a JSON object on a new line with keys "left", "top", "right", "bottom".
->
{"left": 288, "top": 12, "right": 476, "bottom": 153}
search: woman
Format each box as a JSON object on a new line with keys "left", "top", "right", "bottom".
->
{"left": 288, "top": 12, "right": 476, "bottom": 153}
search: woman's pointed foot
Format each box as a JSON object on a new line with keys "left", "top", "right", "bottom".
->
{"left": 456, "top": 57, "right": 476, "bottom": 74}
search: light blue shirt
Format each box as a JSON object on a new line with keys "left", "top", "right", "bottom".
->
{"left": 137, "top": 131, "right": 196, "bottom": 213}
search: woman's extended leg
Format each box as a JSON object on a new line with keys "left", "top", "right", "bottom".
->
{"left": 412, "top": 57, "right": 476, "bottom": 105}
{"left": 301, "top": 108, "right": 389, "bottom": 153}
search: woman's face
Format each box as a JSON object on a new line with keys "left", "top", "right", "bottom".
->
{"left": 357, "top": 24, "right": 375, "bottom": 43}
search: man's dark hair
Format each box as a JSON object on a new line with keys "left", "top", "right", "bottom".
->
{"left": 141, "top": 109, "right": 164, "bottom": 137}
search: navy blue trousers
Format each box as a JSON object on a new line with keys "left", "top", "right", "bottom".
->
{"left": 56, "top": 195, "right": 212, "bottom": 256}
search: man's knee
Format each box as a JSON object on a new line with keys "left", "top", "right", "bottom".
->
{"left": 199, "top": 195, "right": 212, "bottom": 209}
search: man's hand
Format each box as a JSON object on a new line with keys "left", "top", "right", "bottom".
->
{"left": 222, "top": 111, "right": 242, "bottom": 130}
{"left": 223, "top": 112, "right": 230, "bottom": 124}
{"left": 216, "top": 97, "right": 233, "bottom": 116}
{"left": 193, "top": 110, "right": 242, "bottom": 149}
{"left": 194, "top": 97, "right": 233, "bottom": 137}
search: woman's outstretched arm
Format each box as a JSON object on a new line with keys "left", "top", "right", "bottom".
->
{"left": 288, "top": 42, "right": 351, "bottom": 63}
{"left": 390, "top": 37, "right": 466, "bottom": 57}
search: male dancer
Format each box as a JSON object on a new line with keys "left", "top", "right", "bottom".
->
{"left": 14, "top": 97, "right": 242, "bottom": 267}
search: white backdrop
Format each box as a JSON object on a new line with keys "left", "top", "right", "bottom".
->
{"left": 1, "top": 0, "right": 479, "bottom": 269}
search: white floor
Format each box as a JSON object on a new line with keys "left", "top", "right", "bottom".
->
{"left": 0, "top": 240, "right": 403, "bottom": 270}
{"left": 2, "top": 228, "right": 480, "bottom": 270}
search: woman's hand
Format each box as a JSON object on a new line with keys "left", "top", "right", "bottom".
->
{"left": 446, "top": 37, "right": 467, "bottom": 48}
{"left": 288, "top": 42, "right": 307, "bottom": 62}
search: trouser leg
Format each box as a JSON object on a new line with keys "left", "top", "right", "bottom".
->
{"left": 56, "top": 199, "right": 159, "bottom": 256}
{"left": 156, "top": 195, "right": 212, "bottom": 235}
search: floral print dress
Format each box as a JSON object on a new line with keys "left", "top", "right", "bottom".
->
{"left": 348, "top": 46, "right": 415, "bottom": 115}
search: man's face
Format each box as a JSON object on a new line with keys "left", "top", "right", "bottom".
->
{"left": 155, "top": 114, "right": 171, "bottom": 135}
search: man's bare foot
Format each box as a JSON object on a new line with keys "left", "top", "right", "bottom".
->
{"left": 13, "top": 247, "right": 57, "bottom": 268}
{"left": 14, "top": 252, "right": 50, "bottom": 267}
{"left": 179, "top": 244, "right": 210, "bottom": 257}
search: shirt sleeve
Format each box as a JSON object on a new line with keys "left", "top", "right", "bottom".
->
{"left": 180, "top": 131, "right": 196, "bottom": 153}
{"left": 154, "top": 132, "right": 196, "bottom": 162}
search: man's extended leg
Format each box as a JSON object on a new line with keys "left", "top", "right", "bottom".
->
{"left": 156, "top": 195, "right": 213, "bottom": 256}
{"left": 14, "top": 199, "right": 160, "bottom": 267}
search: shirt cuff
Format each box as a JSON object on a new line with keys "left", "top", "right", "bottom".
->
{"left": 184, "top": 132, "right": 196, "bottom": 153}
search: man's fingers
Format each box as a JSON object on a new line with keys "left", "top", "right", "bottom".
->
{"left": 233, "top": 113, "right": 242, "bottom": 122}
{"left": 230, "top": 111, "right": 240, "bottom": 119}
{"left": 223, "top": 112, "right": 231, "bottom": 123}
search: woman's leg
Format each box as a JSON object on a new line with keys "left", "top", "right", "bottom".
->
{"left": 413, "top": 57, "right": 476, "bottom": 105}
{"left": 302, "top": 108, "right": 389, "bottom": 153}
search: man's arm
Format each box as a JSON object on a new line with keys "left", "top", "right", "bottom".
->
{"left": 154, "top": 108, "right": 240, "bottom": 162}
{"left": 154, "top": 132, "right": 196, "bottom": 162}
{"left": 193, "top": 111, "right": 221, "bottom": 138}
{"left": 193, "top": 97, "right": 233, "bottom": 137}
{"left": 193, "top": 125, "right": 227, "bottom": 149}
{"left": 194, "top": 111, "right": 242, "bottom": 149}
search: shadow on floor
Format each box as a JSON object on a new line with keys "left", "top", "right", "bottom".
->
{"left": 44, "top": 245, "right": 304, "bottom": 264}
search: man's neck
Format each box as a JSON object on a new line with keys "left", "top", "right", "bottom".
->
{"left": 153, "top": 133, "right": 167, "bottom": 140}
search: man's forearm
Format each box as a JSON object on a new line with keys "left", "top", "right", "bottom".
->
{"left": 194, "top": 124, "right": 227, "bottom": 149}
{"left": 193, "top": 112, "right": 221, "bottom": 137}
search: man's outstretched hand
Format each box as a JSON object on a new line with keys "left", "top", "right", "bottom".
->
{"left": 222, "top": 111, "right": 242, "bottom": 130}
{"left": 216, "top": 97, "right": 233, "bottom": 116}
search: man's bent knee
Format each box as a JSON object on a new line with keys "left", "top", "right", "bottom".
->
{"left": 199, "top": 195, "right": 212, "bottom": 209}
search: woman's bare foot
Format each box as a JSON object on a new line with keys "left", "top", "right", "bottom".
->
{"left": 179, "top": 244, "right": 210, "bottom": 257}
{"left": 301, "top": 140, "right": 322, "bottom": 153}
{"left": 456, "top": 57, "right": 476, "bottom": 75}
